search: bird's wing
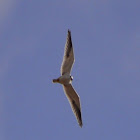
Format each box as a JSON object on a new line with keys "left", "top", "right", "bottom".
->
{"left": 63, "top": 84, "right": 83, "bottom": 127}
{"left": 61, "top": 30, "right": 75, "bottom": 75}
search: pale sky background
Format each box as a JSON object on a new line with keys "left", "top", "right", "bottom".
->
{"left": 0, "top": 0, "right": 140, "bottom": 140}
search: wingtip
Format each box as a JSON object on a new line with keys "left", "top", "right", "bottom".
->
{"left": 68, "top": 29, "right": 71, "bottom": 34}
{"left": 79, "top": 123, "right": 83, "bottom": 128}
{"left": 78, "top": 115, "right": 83, "bottom": 128}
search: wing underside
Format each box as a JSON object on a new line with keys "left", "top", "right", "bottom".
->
{"left": 61, "top": 30, "right": 75, "bottom": 75}
{"left": 63, "top": 84, "right": 83, "bottom": 127}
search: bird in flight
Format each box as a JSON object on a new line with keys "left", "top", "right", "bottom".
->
{"left": 52, "top": 30, "right": 83, "bottom": 127}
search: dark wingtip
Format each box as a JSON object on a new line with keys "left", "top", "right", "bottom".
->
{"left": 68, "top": 29, "right": 71, "bottom": 34}
{"left": 66, "top": 29, "right": 72, "bottom": 58}
{"left": 79, "top": 118, "right": 83, "bottom": 128}
{"left": 79, "top": 122, "right": 83, "bottom": 128}
{"left": 72, "top": 100, "right": 83, "bottom": 128}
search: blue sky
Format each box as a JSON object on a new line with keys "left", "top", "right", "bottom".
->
{"left": 0, "top": 0, "right": 140, "bottom": 140}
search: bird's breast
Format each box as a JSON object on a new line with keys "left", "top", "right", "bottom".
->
{"left": 59, "top": 74, "right": 71, "bottom": 85}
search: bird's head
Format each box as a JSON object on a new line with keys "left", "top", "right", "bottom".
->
{"left": 70, "top": 76, "right": 73, "bottom": 81}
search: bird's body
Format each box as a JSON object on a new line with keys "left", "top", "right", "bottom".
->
{"left": 52, "top": 30, "right": 83, "bottom": 127}
{"left": 53, "top": 74, "right": 72, "bottom": 85}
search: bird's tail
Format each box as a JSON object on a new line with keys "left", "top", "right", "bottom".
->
{"left": 52, "top": 78, "right": 59, "bottom": 83}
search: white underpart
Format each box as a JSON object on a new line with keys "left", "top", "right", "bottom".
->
{"left": 58, "top": 73, "right": 71, "bottom": 85}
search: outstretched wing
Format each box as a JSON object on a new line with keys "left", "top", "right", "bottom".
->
{"left": 63, "top": 84, "right": 83, "bottom": 127}
{"left": 61, "top": 30, "right": 75, "bottom": 75}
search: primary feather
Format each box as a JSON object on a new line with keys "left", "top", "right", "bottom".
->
{"left": 63, "top": 84, "right": 83, "bottom": 127}
{"left": 61, "top": 30, "right": 75, "bottom": 75}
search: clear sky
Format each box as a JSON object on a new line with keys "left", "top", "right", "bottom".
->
{"left": 0, "top": 0, "right": 140, "bottom": 140}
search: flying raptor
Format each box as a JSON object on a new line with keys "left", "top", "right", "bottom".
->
{"left": 52, "top": 30, "right": 83, "bottom": 127}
